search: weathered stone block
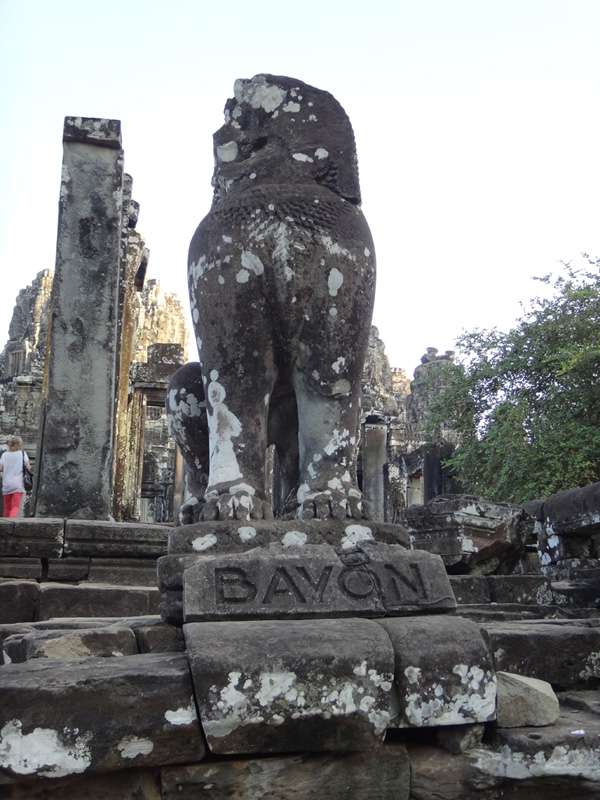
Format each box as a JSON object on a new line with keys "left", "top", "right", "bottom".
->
{"left": 485, "top": 619, "right": 600, "bottom": 689}
{"left": 87, "top": 558, "right": 159, "bottom": 586}
{"left": 136, "top": 625, "right": 185, "bottom": 654}
{"left": 377, "top": 616, "right": 497, "bottom": 728}
{"left": 487, "top": 575, "right": 552, "bottom": 605}
{"left": 161, "top": 745, "right": 411, "bottom": 800}
{"left": 0, "top": 624, "right": 35, "bottom": 665}
{"left": 0, "top": 581, "right": 39, "bottom": 624}
{"left": 496, "top": 671, "right": 559, "bottom": 728}
{"left": 47, "top": 557, "right": 90, "bottom": 581}
{"left": 3, "top": 625, "right": 139, "bottom": 663}
{"left": 0, "top": 767, "right": 161, "bottom": 799}
{"left": 184, "top": 618, "right": 395, "bottom": 754}
{"left": 159, "top": 590, "right": 183, "bottom": 627}
{"left": 64, "top": 520, "right": 168, "bottom": 558}
{"left": 0, "top": 654, "right": 205, "bottom": 777}
{"left": 551, "top": 579, "right": 600, "bottom": 608}
{"left": 38, "top": 584, "right": 160, "bottom": 620}
{"left": 545, "top": 482, "right": 600, "bottom": 536}
{"left": 0, "top": 519, "right": 64, "bottom": 559}
{"left": 449, "top": 575, "right": 491, "bottom": 605}
{"left": 158, "top": 554, "right": 206, "bottom": 591}
{"left": 0, "top": 558, "right": 42, "bottom": 580}
{"left": 485, "top": 703, "right": 600, "bottom": 783}
{"left": 436, "top": 723, "right": 485, "bottom": 753}
{"left": 183, "top": 542, "right": 456, "bottom": 622}
{"left": 400, "top": 495, "right": 533, "bottom": 574}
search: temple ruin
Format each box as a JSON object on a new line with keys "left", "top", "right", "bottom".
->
{"left": 1, "top": 84, "right": 600, "bottom": 800}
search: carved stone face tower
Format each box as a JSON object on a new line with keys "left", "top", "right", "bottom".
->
{"left": 168, "top": 74, "right": 376, "bottom": 522}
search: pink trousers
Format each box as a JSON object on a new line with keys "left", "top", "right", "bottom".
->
{"left": 3, "top": 492, "right": 23, "bottom": 518}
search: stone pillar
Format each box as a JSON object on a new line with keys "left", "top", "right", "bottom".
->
{"left": 362, "top": 423, "right": 388, "bottom": 521}
{"left": 34, "top": 118, "right": 125, "bottom": 518}
{"left": 112, "top": 176, "right": 149, "bottom": 521}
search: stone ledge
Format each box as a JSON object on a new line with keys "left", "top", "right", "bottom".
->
{"left": 167, "top": 518, "right": 410, "bottom": 556}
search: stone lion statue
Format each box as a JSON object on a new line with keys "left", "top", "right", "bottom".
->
{"left": 167, "top": 74, "right": 375, "bottom": 523}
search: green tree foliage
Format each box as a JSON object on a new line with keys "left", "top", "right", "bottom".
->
{"left": 424, "top": 256, "right": 600, "bottom": 503}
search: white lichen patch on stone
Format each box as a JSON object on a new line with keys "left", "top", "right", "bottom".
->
{"left": 401, "top": 666, "right": 497, "bottom": 727}
{"left": 341, "top": 525, "right": 374, "bottom": 550}
{"left": 236, "top": 269, "right": 250, "bottom": 283}
{"left": 332, "top": 356, "right": 346, "bottom": 374}
{"left": 314, "top": 147, "right": 329, "bottom": 159}
{"left": 404, "top": 666, "right": 422, "bottom": 685}
{"left": 475, "top": 742, "right": 600, "bottom": 782}
{"left": 192, "top": 533, "right": 218, "bottom": 552}
{"left": 579, "top": 651, "right": 600, "bottom": 680}
{"left": 256, "top": 672, "right": 297, "bottom": 705}
{"left": 203, "top": 662, "right": 392, "bottom": 743}
{"left": 321, "top": 235, "right": 356, "bottom": 260}
{"left": 324, "top": 428, "right": 350, "bottom": 456}
{"left": 327, "top": 268, "right": 344, "bottom": 297}
{"left": 238, "top": 526, "right": 257, "bottom": 542}
{"left": 241, "top": 250, "right": 264, "bottom": 276}
{"left": 283, "top": 101, "right": 301, "bottom": 112}
{"left": 281, "top": 530, "right": 308, "bottom": 548}
{"left": 458, "top": 533, "right": 478, "bottom": 553}
{"left": 217, "top": 141, "right": 238, "bottom": 162}
{"left": 292, "top": 152, "right": 314, "bottom": 162}
{"left": 117, "top": 735, "right": 154, "bottom": 759}
{"left": 547, "top": 534, "right": 560, "bottom": 549}
{"left": 246, "top": 83, "right": 286, "bottom": 113}
{"left": 0, "top": 720, "right": 92, "bottom": 777}
{"left": 164, "top": 700, "right": 197, "bottom": 725}
{"left": 206, "top": 374, "right": 243, "bottom": 486}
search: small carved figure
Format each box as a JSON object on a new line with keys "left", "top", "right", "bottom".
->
{"left": 167, "top": 75, "right": 375, "bottom": 522}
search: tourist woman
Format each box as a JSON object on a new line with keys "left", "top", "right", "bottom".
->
{"left": 0, "top": 436, "right": 30, "bottom": 518}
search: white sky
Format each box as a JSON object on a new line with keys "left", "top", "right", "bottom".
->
{"left": 1, "top": 0, "right": 599, "bottom": 378}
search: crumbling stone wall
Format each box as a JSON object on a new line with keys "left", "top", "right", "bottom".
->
{"left": 360, "top": 342, "right": 461, "bottom": 519}
{"left": 0, "top": 267, "right": 188, "bottom": 522}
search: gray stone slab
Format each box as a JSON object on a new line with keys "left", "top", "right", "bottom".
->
{"left": 184, "top": 617, "right": 395, "bottom": 754}
{"left": 161, "top": 745, "right": 411, "bottom": 800}
{"left": 0, "top": 581, "right": 39, "bottom": 624}
{"left": 158, "top": 554, "right": 206, "bottom": 590}
{"left": 47, "top": 557, "right": 90, "bottom": 581}
{"left": 87, "top": 558, "right": 159, "bottom": 586}
{"left": 487, "top": 575, "right": 553, "bottom": 605}
{"left": 0, "top": 558, "right": 42, "bottom": 580}
{"left": 159, "top": 590, "right": 183, "bottom": 627}
{"left": 0, "top": 519, "right": 64, "bottom": 558}
{"left": 0, "top": 654, "right": 204, "bottom": 777}
{"left": 0, "top": 767, "right": 161, "bottom": 799}
{"left": 3, "top": 625, "right": 139, "bottom": 663}
{"left": 64, "top": 520, "right": 168, "bottom": 558}
{"left": 38, "top": 584, "right": 160, "bottom": 620}
{"left": 136, "top": 625, "right": 185, "bottom": 654}
{"left": 545, "top": 482, "right": 600, "bottom": 536}
{"left": 399, "top": 495, "right": 533, "bottom": 574}
{"left": 552, "top": 579, "right": 600, "bottom": 608}
{"left": 449, "top": 575, "right": 491, "bottom": 605}
{"left": 183, "top": 542, "right": 456, "bottom": 622}
{"left": 496, "top": 671, "right": 559, "bottom": 728}
{"left": 168, "top": 518, "right": 410, "bottom": 555}
{"left": 408, "top": 740, "right": 600, "bottom": 799}
{"left": 377, "top": 616, "right": 496, "bottom": 728}
{"left": 0, "top": 624, "right": 35, "bottom": 665}
{"left": 485, "top": 619, "right": 600, "bottom": 689}
{"left": 486, "top": 703, "right": 600, "bottom": 779}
